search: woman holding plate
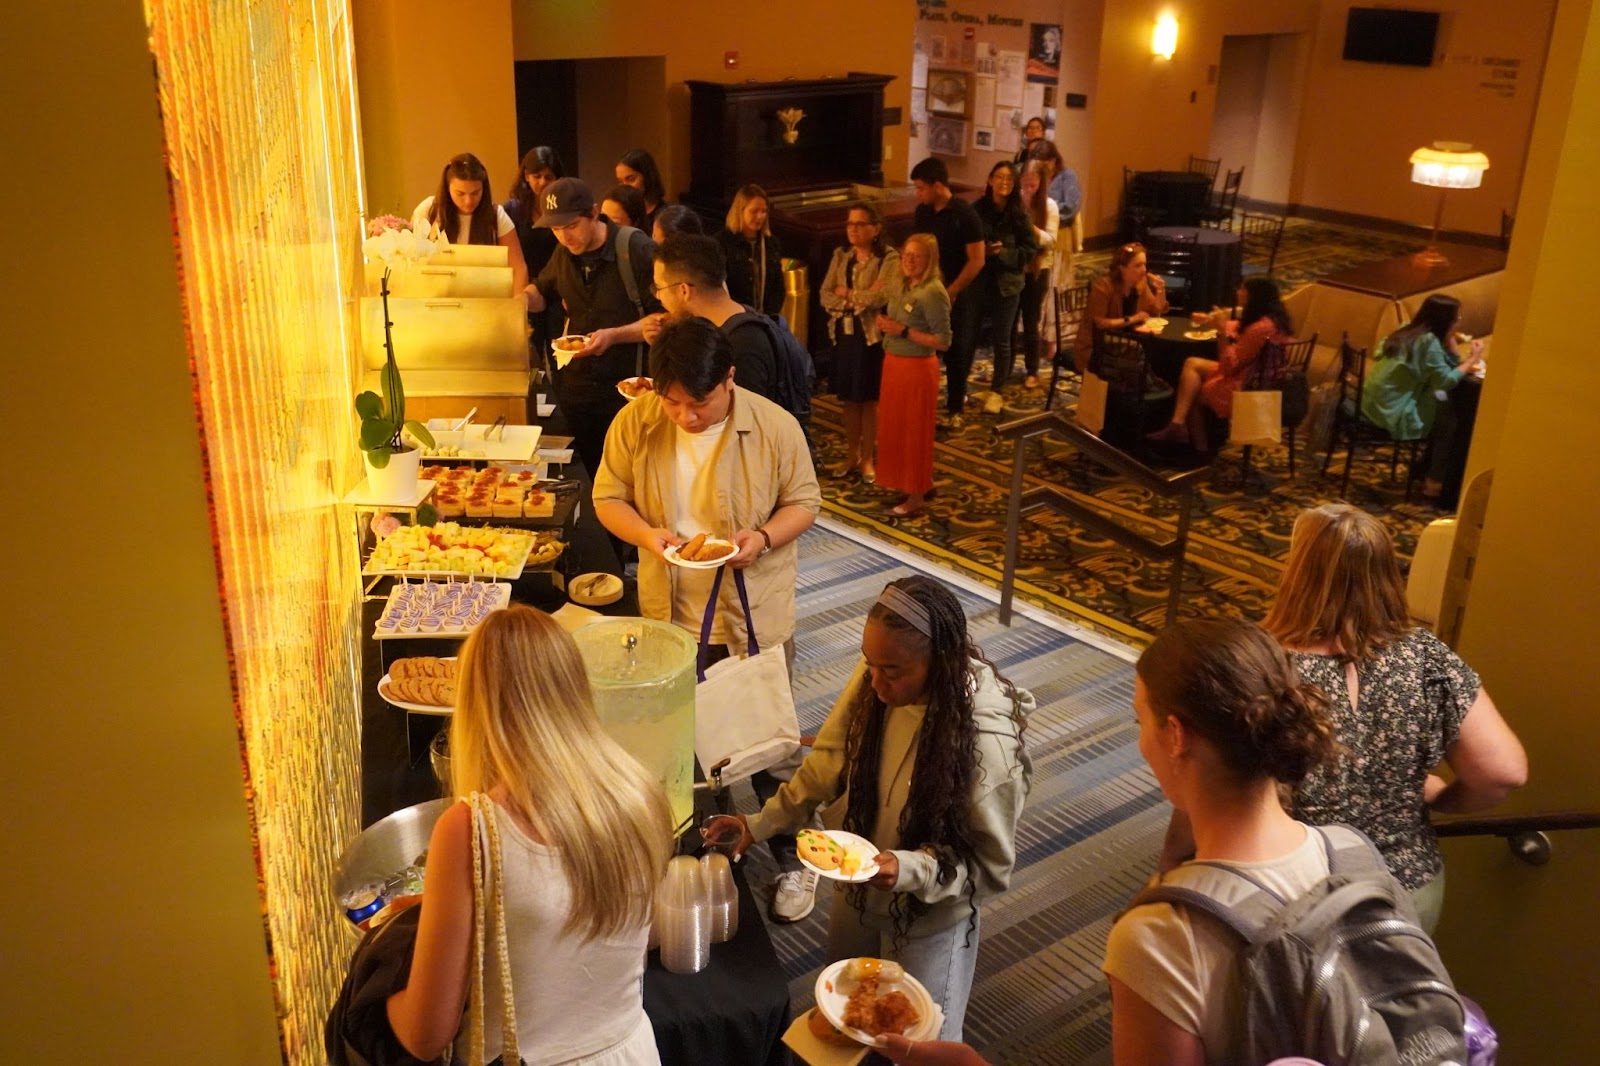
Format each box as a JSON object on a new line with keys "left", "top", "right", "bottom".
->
{"left": 706, "top": 576, "right": 1034, "bottom": 1040}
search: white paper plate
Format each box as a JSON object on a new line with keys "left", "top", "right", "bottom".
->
{"left": 664, "top": 540, "right": 738, "bottom": 569}
{"left": 798, "top": 829, "right": 881, "bottom": 883}
{"left": 569, "top": 572, "right": 624, "bottom": 606}
{"left": 617, "top": 376, "right": 654, "bottom": 401}
{"left": 551, "top": 335, "right": 588, "bottom": 368}
{"left": 1183, "top": 329, "right": 1219, "bottom": 341}
{"left": 813, "top": 959, "right": 939, "bottom": 1046}
{"left": 377, "top": 658, "right": 457, "bottom": 716}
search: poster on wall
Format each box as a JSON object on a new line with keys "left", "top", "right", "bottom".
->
{"left": 1028, "top": 23, "right": 1062, "bottom": 84}
{"left": 911, "top": 87, "right": 928, "bottom": 125}
{"left": 927, "top": 116, "right": 969, "bottom": 158}
{"left": 975, "top": 42, "right": 999, "bottom": 76}
{"left": 973, "top": 126, "right": 995, "bottom": 152}
{"left": 927, "top": 69, "right": 970, "bottom": 117}
{"left": 926, "top": 34, "right": 947, "bottom": 64}
{"left": 1022, "top": 83, "right": 1046, "bottom": 126}
{"left": 973, "top": 74, "right": 997, "bottom": 127}
{"left": 996, "top": 50, "right": 1026, "bottom": 108}
{"left": 913, "top": 46, "right": 928, "bottom": 90}
{"left": 995, "top": 107, "right": 1023, "bottom": 152}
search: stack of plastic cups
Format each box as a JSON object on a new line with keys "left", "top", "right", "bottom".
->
{"left": 656, "top": 855, "right": 711, "bottom": 974}
{"left": 700, "top": 852, "right": 739, "bottom": 943}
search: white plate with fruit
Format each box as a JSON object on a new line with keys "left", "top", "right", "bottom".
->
{"left": 797, "top": 828, "right": 881, "bottom": 883}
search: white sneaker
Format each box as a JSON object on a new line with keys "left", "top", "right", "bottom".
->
{"left": 770, "top": 869, "right": 819, "bottom": 924}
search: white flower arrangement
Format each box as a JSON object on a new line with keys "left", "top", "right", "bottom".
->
{"left": 363, "top": 214, "right": 439, "bottom": 269}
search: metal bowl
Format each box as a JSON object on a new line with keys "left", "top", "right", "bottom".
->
{"left": 333, "top": 798, "right": 453, "bottom": 916}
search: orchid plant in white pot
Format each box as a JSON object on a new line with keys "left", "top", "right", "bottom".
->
{"left": 357, "top": 216, "right": 438, "bottom": 497}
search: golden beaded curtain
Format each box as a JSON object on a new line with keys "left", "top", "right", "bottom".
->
{"left": 145, "top": 0, "right": 367, "bottom": 1060}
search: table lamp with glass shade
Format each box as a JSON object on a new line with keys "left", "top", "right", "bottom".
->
{"left": 1409, "top": 141, "right": 1490, "bottom": 265}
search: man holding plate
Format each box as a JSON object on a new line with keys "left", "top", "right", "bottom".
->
{"left": 594, "top": 316, "right": 822, "bottom": 917}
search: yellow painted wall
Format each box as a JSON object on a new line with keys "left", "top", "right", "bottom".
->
{"left": 508, "top": 0, "right": 919, "bottom": 198}
{"left": 1, "top": 4, "right": 282, "bottom": 1061}
{"left": 354, "top": 0, "right": 521, "bottom": 217}
{"left": 1431, "top": 0, "right": 1600, "bottom": 1059}
{"left": 1292, "top": 1, "right": 1556, "bottom": 238}
{"left": 1085, "top": 1, "right": 1319, "bottom": 238}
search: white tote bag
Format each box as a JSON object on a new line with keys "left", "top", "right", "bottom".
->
{"left": 1229, "top": 389, "right": 1283, "bottom": 448}
{"left": 693, "top": 567, "right": 802, "bottom": 786}
{"left": 1077, "top": 370, "right": 1110, "bottom": 434}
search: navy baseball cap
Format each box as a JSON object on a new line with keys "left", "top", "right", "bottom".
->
{"left": 534, "top": 178, "right": 596, "bottom": 227}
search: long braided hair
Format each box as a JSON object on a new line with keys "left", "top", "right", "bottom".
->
{"left": 842, "top": 576, "right": 1025, "bottom": 946}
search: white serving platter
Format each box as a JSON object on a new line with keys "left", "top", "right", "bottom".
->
{"left": 377, "top": 657, "right": 458, "bottom": 716}
{"left": 362, "top": 528, "right": 544, "bottom": 580}
{"left": 419, "top": 421, "right": 542, "bottom": 462}
{"left": 372, "top": 581, "right": 511, "bottom": 640}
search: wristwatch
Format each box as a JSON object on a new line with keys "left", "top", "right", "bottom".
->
{"left": 755, "top": 527, "right": 773, "bottom": 556}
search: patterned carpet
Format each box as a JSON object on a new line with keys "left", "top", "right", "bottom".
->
{"left": 732, "top": 524, "right": 1153, "bottom": 1065}
{"left": 810, "top": 217, "right": 1443, "bottom": 646}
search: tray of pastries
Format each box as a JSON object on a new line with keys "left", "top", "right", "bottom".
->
{"left": 422, "top": 464, "right": 562, "bottom": 522}
{"left": 363, "top": 521, "right": 562, "bottom": 579}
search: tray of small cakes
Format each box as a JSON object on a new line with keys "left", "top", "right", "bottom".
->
{"left": 372, "top": 579, "right": 510, "bottom": 640}
{"left": 423, "top": 464, "right": 577, "bottom": 528}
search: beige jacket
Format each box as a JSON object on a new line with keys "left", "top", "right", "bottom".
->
{"left": 747, "top": 658, "right": 1034, "bottom": 934}
{"left": 592, "top": 386, "right": 821, "bottom": 648}
{"left": 818, "top": 245, "right": 900, "bottom": 346}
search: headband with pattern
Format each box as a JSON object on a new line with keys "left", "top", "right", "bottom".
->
{"left": 876, "top": 584, "right": 931, "bottom": 637}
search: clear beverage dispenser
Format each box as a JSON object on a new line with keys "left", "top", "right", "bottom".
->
{"left": 572, "top": 618, "right": 697, "bottom": 836}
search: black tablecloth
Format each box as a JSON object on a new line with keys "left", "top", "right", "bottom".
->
{"left": 1127, "top": 170, "right": 1212, "bottom": 230}
{"left": 645, "top": 861, "right": 792, "bottom": 1066}
{"left": 1436, "top": 373, "right": 1482, "bottom": 511}
{"left": 1147, "top": 225, "right": 1242, "bottom": 311}
{"left": 1122, "top": 315, "right": 1220, "bottom": 385}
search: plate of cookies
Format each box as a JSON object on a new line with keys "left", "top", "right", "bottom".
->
{"left": 664, "top": 533, "right": 739, "bottom": 569}
{"left": 378, "top": 656, "right": 458, "bottom": 715}
{"left": 797, "top": 828, "right": 881, "bottom": 883}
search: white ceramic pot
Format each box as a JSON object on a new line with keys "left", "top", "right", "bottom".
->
{"left": 364, "top": 446, "right": 421, "bottom": 501}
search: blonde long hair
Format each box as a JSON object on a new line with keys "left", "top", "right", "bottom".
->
{"left": 450, "top": 605, "right": 675, "bottom": 940}
{"left": 1262, "top": 504, "right": 1412, "bottom": 663}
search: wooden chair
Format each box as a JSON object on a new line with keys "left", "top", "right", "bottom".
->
{"left": 1320, "top": 333, "right": 1424, "bottom": 499}
{"left": 1045, "top": 283, "right": 1090, "bottom": 411}
{"left": 1187, "top": 154, "right": 1221, "bottom": 184}
{"left": 1238, "top": 212, "right": 1286, "bottom": 278}
{"left": 1091, "top": 331, "right": 1175, "bottom": 450}
{"left": 1199, "top": 168, "right": 1244, "bottom": 230}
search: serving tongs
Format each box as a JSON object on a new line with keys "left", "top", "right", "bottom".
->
{"left": 484, "top": 415, "right": 508, "bottom": 443}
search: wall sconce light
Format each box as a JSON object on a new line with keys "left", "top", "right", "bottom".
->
{"left": 1152, "top": 15, "right": 1179, "bottom": 60}
{"left": 1409, "top": 140, "right": 1490, "bottom": 264}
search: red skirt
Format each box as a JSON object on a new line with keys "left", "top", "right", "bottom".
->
{"left": 876, "top": 353, "right": 938, "bottom": 495}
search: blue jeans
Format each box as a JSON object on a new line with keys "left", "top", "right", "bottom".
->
{"left": 826, "top": 890, "right": 981, "bottom": 1041}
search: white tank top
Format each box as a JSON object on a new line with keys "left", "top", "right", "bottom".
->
{"left": 457, "top": 803, "right": 657, "bottom": 1065}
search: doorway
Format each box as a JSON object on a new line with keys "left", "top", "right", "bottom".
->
{"left": 1208, "top": 33, "right": 1306, "bottom": 210}
{"left": 513, "top": 56, "right": 667, "bottom": 196}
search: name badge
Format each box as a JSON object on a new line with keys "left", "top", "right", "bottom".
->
{"left": 902, "top": 301, "right": 915, "bottom": 313}
{"left": 842, "top": 315, "right": 854, "bottom": 336}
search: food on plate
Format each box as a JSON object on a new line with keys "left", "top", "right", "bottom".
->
{"left": 840, "top": 971, "right": 921, "bottom": 1038}
{"left": 836, "top": 957, "right": 906, "bottom": 995}
{"left": 806, "top": 1007, "right": 857, "bottom": 1048}
{"left": 384, "top": 673, "right": 455, "bottom": 706}
{"left": 552, "top": 334, "right": 587, "bottom": 353}
{"left": 390, "top": 656, "right": 456, "bottom": 679}
{"left": 797, "top": 828, "right": 846, "bottom": 871}
{"left": 618, "top": 376, "right": 653, "bottom": 399}
{"left": 366, "top": 522, "right": 556, "bottom": 577}
{"left": 677, "top": 535, "right": 736, "bottom": 563}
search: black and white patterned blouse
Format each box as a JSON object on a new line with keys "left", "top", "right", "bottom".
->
{"left": 1289, "top": 628, "right": 1480, "bottom": 890}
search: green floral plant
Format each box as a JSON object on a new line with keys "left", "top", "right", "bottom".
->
{"left": 356, "top": 268, "right": 435, "bottom": 466}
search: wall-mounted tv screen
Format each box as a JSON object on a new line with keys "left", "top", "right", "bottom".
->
{"left": 1342, "top": 7, "right": 1440, "bottom": 68}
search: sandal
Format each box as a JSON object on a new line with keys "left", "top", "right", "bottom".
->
{"left": 889, "top": 501, "right": 924, "bottom": 517}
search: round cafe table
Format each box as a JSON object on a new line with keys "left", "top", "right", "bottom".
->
{"left": 1147, "top": 225, "right": 1243, "bottom": 312}
{"left": 1121, "top": 314, "right": 1221, "bottom": 386}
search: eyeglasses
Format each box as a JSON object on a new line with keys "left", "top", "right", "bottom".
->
{"left": 652, "top": 278, "right": 691, "bottom": 296}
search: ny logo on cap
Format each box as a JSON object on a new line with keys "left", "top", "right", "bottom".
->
{"left": 545, "top": 192, "right": 558, "bottom": 211}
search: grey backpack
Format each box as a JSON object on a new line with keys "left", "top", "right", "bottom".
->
{"left": 1129, "top": 824, "right": 1467, "bottom": 1066}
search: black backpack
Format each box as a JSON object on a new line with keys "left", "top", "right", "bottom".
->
{"left": 1127, "top": 824, "right": 1467, "bottom": 1066}
{"left": 723, "top": 308, "right": 816, "bottom": 424}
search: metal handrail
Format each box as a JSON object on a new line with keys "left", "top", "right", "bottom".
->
{"left": 1431, "top": 810, "right": 1600, "bottom": 866}
{"left": 994, "top": 412, "right": 1210, "bottom": 626}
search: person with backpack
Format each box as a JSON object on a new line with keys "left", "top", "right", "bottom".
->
{"left": 645, "top": 234, "right": 780, "bottom": 402}
{"left": 525, "top": 177, "right": 662, "bottom": 478}
{"left": 1105, "top": 618, "right": 1468, "bottom": 1066}
{"left": 1147, "top": 277, "right": 1292, "bottom": 453}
